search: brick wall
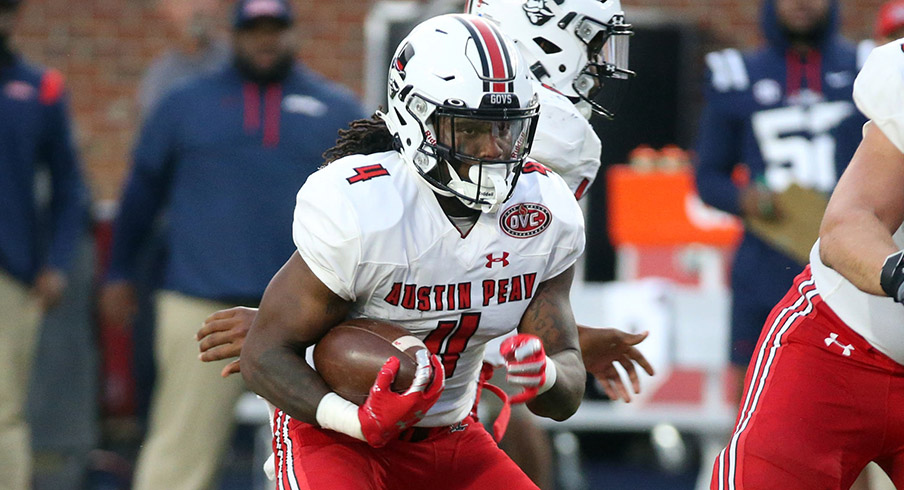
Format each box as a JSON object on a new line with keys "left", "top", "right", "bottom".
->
{"left": 9, "top": 0, "right": 888, "bottom": 203}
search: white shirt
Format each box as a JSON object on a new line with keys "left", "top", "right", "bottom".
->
{"left": 293, "top": 151, "right": 586, "bottom": 426}
{"left": 809, "top": 39, "right": 904, "bottom": 365}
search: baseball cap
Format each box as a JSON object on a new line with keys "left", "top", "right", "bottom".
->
{"left": 876, "top": 0, "right": 904, "bottom": 40}
{"left": 232, "top": 0, "right": 293, "bottom": 29}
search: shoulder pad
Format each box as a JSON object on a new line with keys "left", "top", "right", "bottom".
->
{"left": 854, "top": 40, "right": 904, "bottom": 152}
{"left": 854, "top": 41, "right": 904, "bottom": 121}
{"left": 857, "top": 39, "right": 876, "bottom": 70}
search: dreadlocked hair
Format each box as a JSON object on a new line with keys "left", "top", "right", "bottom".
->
{"left": 322, "top": 112, "right": 396, "bottom": 166}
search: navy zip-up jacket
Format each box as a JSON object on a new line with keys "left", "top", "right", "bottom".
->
{"left": 694, "top": 0, "right": 868, "bottom": 308}
{"left": 0, "top": 55, "right": 88, "bottom": 284}
{"left": 107, "top": 63, "right": 363, "bottom": 300}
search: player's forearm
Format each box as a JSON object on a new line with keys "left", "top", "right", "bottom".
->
{"left": 819, "top": 210, "right": 898, "bottom": 296}
{"left": 241, "top": 342, "right": 331, "bottom": 425}
{"left": 527, "top": 348, "right": 585, "bottom": 421}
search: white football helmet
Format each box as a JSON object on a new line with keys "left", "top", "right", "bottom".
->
{"left": 467, "top": 0, "right": 633, "bottom": 118}
{"left": 380, "top": 13, "right": 540, "bottom": 214}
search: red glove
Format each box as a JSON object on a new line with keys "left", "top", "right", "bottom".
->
{"left": 500, "top": 334, "right": 549, "bottom": 404}
{"left": 358, "top": 349, "right": 444, "bottom": 447}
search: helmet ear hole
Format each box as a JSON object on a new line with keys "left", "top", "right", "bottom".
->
{"left": 532, "top": 36, "right": 562, "bottom": 54}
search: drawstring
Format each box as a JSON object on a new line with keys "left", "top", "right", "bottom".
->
{"left": 785, "top": 51, "right": 801, "bottom": 95}
{"left": 263, "top": 83, "right": 282, "bottom": 148}
{"left": 804, "top": 49, "right": 822, "bottom": 93}
{"left": 243, "top": 82, "right": 283, "bottom": 147}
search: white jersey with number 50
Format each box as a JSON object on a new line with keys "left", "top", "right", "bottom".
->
{"left": 293, "top": 150, "right": 585, "bottom": 426}
{"left": 810, "top": 39, "right": 904, "bottom": 365}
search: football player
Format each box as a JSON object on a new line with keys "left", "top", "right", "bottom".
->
{"left": 711, "top": 37, "right": 904, "bottom": 489}
{"left": 239, "top": 14, "right": 587, "bottom": 488}
{"left": 468, "top": 0, "right": 633, "bottom": 197}
{"left": 198, "top": 0, "right": 651, "bottom": 404}
{"left": 199, "top": 1, "right": 653, "bottom": 486}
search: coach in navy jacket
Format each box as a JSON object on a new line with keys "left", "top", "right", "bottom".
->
{"left": 694, "top": 0, "right": 868, "bottom": 387}
{"left": 0, "top": 0, "right": 88, "bottom": 486}
{"left": 100, "top": 1, "right": 363, "bottom": 488}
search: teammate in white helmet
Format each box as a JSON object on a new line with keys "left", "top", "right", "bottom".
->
{"left": 464, "top": 2, "right": 641, "bottom": 485}
{"left": 469, "top": 0, "right": 633, "bottom": 197}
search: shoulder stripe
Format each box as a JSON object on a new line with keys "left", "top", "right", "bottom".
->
{"left": 705, "top": 49, "right": 748, "bottom": 92}
{"left": 705, "top": 51, "right": 732, "bottom": 92}
{"left": 722, "top": 49, "right": 749, "bottom": 91}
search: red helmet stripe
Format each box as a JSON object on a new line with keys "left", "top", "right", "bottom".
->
{"left": 470, "top": 17, "right": 511, "bottom": 92}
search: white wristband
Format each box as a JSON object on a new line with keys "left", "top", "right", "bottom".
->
{"left": 315, "top": 392, "right": 365, "bottom": 442}
{"left": 537, "top": 357, "right": 557, "bottom": 395}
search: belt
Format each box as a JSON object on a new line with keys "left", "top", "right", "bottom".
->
{"left": 396, "top": 416, "right": 473, "bottom": 443}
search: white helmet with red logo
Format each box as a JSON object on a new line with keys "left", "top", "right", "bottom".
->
{"left": 467, "top": 0, "right": 633, "bottom": 118}
{"left": 381, "top": 13, "right": 540, "bottom": 214}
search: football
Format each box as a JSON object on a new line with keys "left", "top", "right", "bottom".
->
{"left": 313, "top": 318, "right": 427, "bottom": 405}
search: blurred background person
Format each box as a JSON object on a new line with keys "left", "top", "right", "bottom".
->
{"left": 110, "top": 0, "right": 230, "bottom": 434}
{"left": 98, "top": 0, "right": 363, "bottom": 488}
{"left": 138, "top": 0, "right": 229, "bottom": 115}
{"left": 0, "top": 0, "right": 89, "bottom": 488}
{"left": 694, "top": 0, "right": 866, "bottom": 403}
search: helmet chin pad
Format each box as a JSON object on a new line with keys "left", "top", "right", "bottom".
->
{"left": 445, "top": 161, "right": 511, "bottom": 213}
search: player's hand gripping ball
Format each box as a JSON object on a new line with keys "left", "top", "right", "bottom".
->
{"left": 358, "top": 350, "right": 444, "bottom": 447}
{"left": 313, "top": 318, "right": 444, "bottom": 447}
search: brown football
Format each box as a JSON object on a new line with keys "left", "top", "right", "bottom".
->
{"left": 313, "top": 318, "right": 426, "bottom": 405}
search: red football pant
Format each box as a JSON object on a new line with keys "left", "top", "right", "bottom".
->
{"left": 711, "top": 266, "right": 904, "bottom": 489}
{"left": 271, "top": 413, "right": 539, "bottom": 490}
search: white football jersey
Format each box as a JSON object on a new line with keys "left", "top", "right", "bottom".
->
{"left": 530, "top": 81, "right": 602, "bottom": 199}
{"left": 809, "top": 39, "right": 904, "bottom": 365}
{"left": 293, "top": 150, "right": 586, "bottom": 426}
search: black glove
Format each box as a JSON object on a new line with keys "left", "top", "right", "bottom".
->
{"left": 880, "top": 250, "right": 904, "bottom": 302}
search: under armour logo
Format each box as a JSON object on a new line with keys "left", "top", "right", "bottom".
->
{"left": 486, "top": 252, "right": 510, "bottom": 268}
{"left": 824, "top": 333, "right": 854, "bottom": 357}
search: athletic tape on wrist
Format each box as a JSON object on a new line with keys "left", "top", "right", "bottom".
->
{"left": 537, "top": 357, "right": 557, "bottom": 395}
{"left": 315, "top": 392, "right": 365, "bottom": 442}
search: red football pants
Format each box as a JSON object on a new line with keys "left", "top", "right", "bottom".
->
{"left": 711, "top": 266, "right": 904, "bottom": 489}
{"left": 271, "top": 412, "right": 539, "bottom": 490}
